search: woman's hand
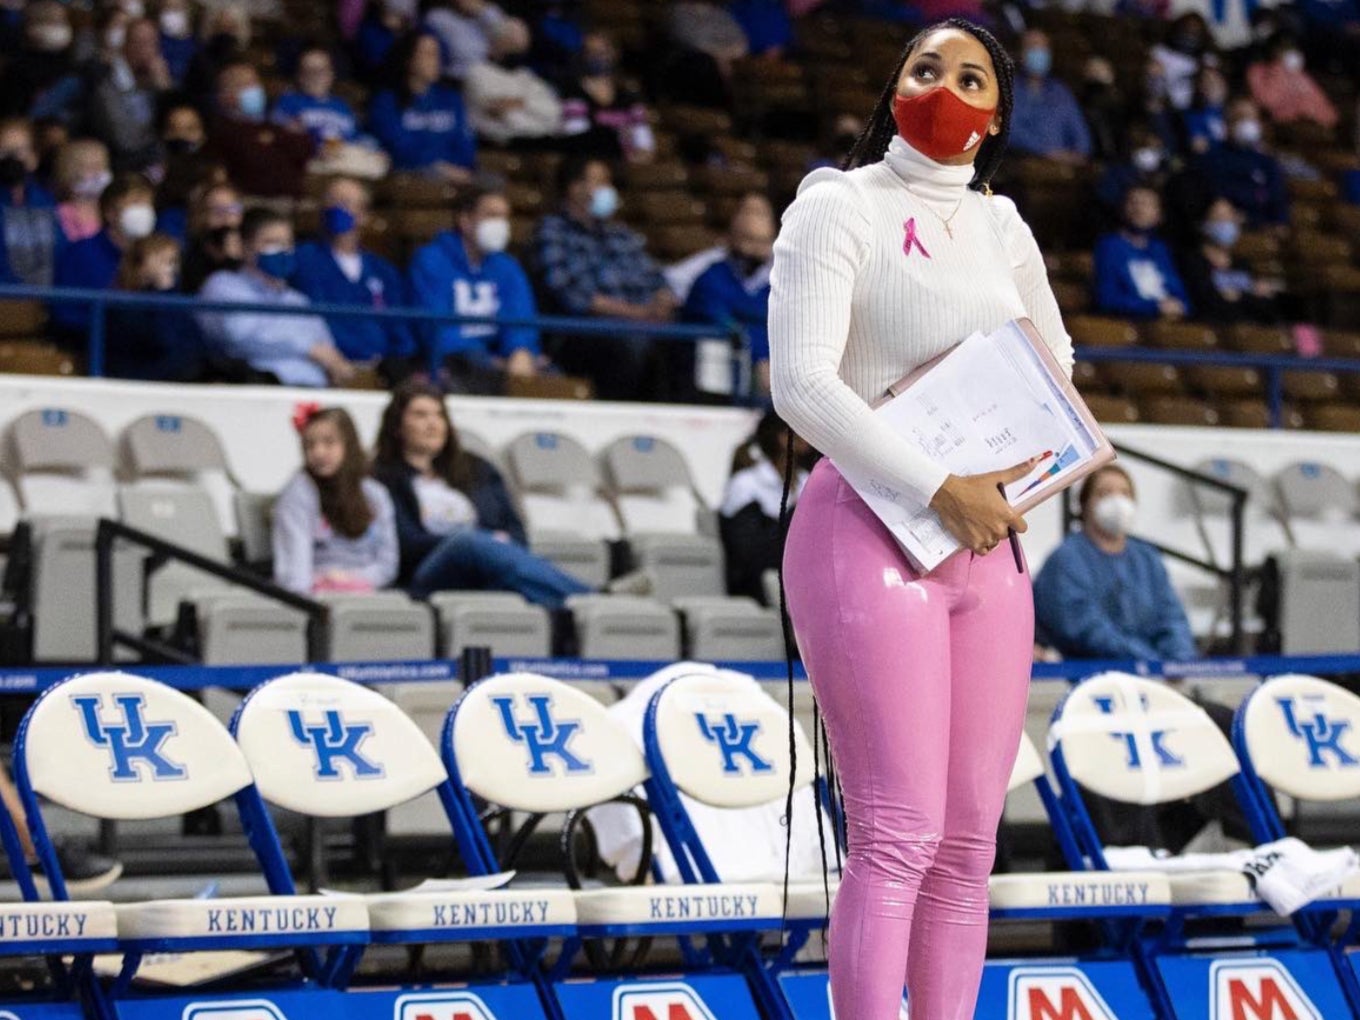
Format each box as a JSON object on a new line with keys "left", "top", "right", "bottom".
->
{"left": 928, "top": 458, "right": 1042, "bottom": 556}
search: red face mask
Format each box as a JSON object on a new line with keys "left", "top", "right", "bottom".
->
{"left": 892, "top": 88, "right": 996, "bottom": 162}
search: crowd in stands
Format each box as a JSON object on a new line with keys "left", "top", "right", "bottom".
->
{"left": 0, "top": 0, "right": 1352, "bottom": 405}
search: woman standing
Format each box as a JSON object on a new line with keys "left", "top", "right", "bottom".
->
{"left": 771, "top": 19, "right": 1072, "bottom": 1019}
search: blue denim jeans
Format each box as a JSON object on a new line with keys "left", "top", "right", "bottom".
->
{"left": 409, "top": 529, "right": 592, "bottom": 608}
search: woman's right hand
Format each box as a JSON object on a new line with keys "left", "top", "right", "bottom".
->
{"left": 928, "top": 458, "right": 1041, "bottom": 556}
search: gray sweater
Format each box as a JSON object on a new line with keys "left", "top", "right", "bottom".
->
{"left": 272, "top": 472, "right": 399, "bottom": 594}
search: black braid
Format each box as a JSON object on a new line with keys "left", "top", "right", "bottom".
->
{"left": 842, "top": 17, "right": 1015, "bottom": 194}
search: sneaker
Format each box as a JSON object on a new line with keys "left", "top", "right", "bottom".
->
{"left": 605, "top": 569, "right": 654, "bottom": 597}
{"left": 31, "top": 842, "right": 123, "bottom": 896}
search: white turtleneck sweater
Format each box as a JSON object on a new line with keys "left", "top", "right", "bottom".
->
{"left": 769, "top": 135, "right": 1074, "bottom": 505}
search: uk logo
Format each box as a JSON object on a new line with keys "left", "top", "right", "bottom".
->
{"left": 492, "top": 694, "right": 592, "bottom": 776}
{"left": 1275, "top": 696, "right": 1359, "bottom": 768}
{"left": 72, "top": 694, "right": 186, "bottom": 782}
{"left": 286, "top": 710, "right": 383, "bottom": 781}
{"left": 612, "top": 981, "right": 719, "bottom": 1020}
{"left": 695, "top": 713, "right": 773, "bottom": 775}
{"left": 181, "top": 999, "right": 289, "bottom": 1020}
{"left": 1091, "top": 694, "right": 1184, "bottom": 770}
{"left": 394, "top": 991, "right": 498, "bottom": 1020}
{"left": 1209, "top": 959, "right": 1323, "bottom": 1019}
{"left": 1006, "top": 967, "right": 1119, "bottom": 1020}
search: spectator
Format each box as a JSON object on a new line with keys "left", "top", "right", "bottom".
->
{"left": 271, "top": 46, "right": 362, "bottom": 145}
{"left": 107, "top": 231, "right": 207, "bottom": 380}
{"left": 1008, "top": 29, "right": 1091, "bottom": 163}
{"left": 371, "top": 382, "right": 644, "bottom": 605}
{"left": 0, "top": 117, "right": 62, "bottom": 285}
{"left": 51, "top": 172, "right": 158, "bottom": 336}
{"left": 1135, "top": 56, "right": 1183, "bottom": 156}
{"left": 1034, "top": 465, "right": 1196, "bottom": 661}
{"left": 1181, "top": 65, "right": 1230, "bottom": 155}
{"left": 1246, "top": 35, "right": 1339, "bottom": 129}
{"left": 183, "top": 4, "right": 248, "bottom": 106}
{"left": 560, "top": 30, "right": 655, "bottom": 163}
{"left": 207, "top": 61, "right": 315, "bottom": 198}
{"left": 354, "top": 0, "right": 417, "bottom": 84}
{"left": 728, "top": 0, "right": 793, "bottom": 57}
{"left": 533, "top": 155, "right": 676, "bottom": 400}
{"left": 663, "top": 2, "right": 748, "bottom": 107}
{"left": 155, "top": 101, "right": 215, "bottom": 224}
{"left": 529, "top": 0, "right": 584, "bottom": 86}
{"left": 1078, "top": 56, "right": 1127, "bottom": 163}
{"left": 157, "top": 0, "right": 198, "bottom": 84}
{"left": 683, "top": 199, "right": 775, "bottom": 396}
{"left": 666, "top": 191, "right": 771, "bottom": 302}
{"left": 86, "top": 18, "right": 172, "bottom": 172}
{"left": 1195, "top": 98, "right": 1290, "bottom": 228}
{"left": 1149, "top": 13, "right": 1213, "bottom": 110}
{"left": 463, "top": 20, "right": 563, "bottom": 146}
{"left": 198, "top": 206, "right": 355, "bottom": 387}
{"left": 274, "top": 405, "right": 400, "bottom": 596}
{"left": 408, "top": 182, "right": 543, "bottom": 391}
{"left": 1179, "top": 196, "right": 1284, "bottom": 323}
{"left": 1093, "top": 185, "right": 1191, "bottom": 320}
{"left": 0, "top": 1, "right": 82, "bottom": 124}
{"left": 87, "top": 5, "right": 135, "bottom": 66}
{"left": 180, "top": 179, "right": 242, "bottom": 291}
{"left": 809, "top": 112, "right": 864, "bottom": 170}
{"left": 52, "top": 139, "right": 111, "bottom": 243}
{"left": 1094, "top": 124, "right": 1171, "bottom": 224}
{"left": 292, "top": 176, "right": 418, "bottom": 374}
{"left": 719, "top": 410, "right": 807, "bottom": 605}
{"left": 423, "top": 0, "right": 526, "bottom": 81}
{"left": 368, "top": 31, "right": 476, "bottom": 181}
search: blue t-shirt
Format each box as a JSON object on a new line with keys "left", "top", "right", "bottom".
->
{"left": 368, "top": 85, "right": 476, "bottom": 171}
{"left": 408, "top": 230, "right": 539, "bottom": 360}
{"left": 1008, "top": 76, "right": 1092, "bottom": 158}
{"left": 273, "top": 91, "right": 360, "bottom": 143}
{"left": 684, "top": 256, "right": 771, "bottom": 362}
{"left": 291, "top": 240, "right": 416, "bottom": 361}
{"left": 51, "top": 229, "right": 122, "bottom": 333}
{"left": 1093, "top": 231, "right": 1191, "bottom": 319}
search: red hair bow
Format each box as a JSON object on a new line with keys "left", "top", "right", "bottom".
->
{"left": 291, "top": 401, "right": 322, "bottom": 433}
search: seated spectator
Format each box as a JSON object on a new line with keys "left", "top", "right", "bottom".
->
{"left": 180, "top": 179, "right": 242, "bottom": 291}
{"left": 107, "top": 231, "right": 206, "bottom": 380}
{"left": 368, "top": 31, "right": 476, "bottom": 181}
{"left": 728, "top": 0, "right": 792, "bottom": 57}
{"left": 52, "top": 172, "right": 158, "bottom": 336}
{"left": 1149, "top": 13, "right": 1212, "bottom": 110}
{"left": 1179, "top": 196, "right": 1284, "bottom": 323}
{"left": 155, "top": 102, "right": 216, "bottom": 232}
{"left": 560, "top": 30, "right": 655, "bottom": 163}
{"left": 534, "top": 155, "right": 675, "bottom": 400}
{"left": 1181, "top": 65, "right": 1229, "bottom": 155}
{"left": 409, "top": 182, "right": 543, "bottom": 391}
{"left": 683, "top": 198, "right": 775, "bottom": 397}
{"left": 1008, "top": 29, "right": 1092, "bottom": 163}
{"left": 423, "top": 0, "right": 526, "bottom": 81}
{"left": 1134, "top": 57, "right": 1183, "bottom": 156}
{"left": 1195, "top": 98, "right": 1290, "bottom": 228}
{"left": 292, "top": 176, "right": 418, "bottom": 374}
{"left": 183, "top": 5, "right": 248, "bottom": 107}
{"left": 0, "top": 117, "right": 62, "bottom": 285}
{"left": 52, "top": 139, "right": 111, "bottom": 243}
{"left": 529, "top": 0, "right": 584, "bottom": 86}
{"left": 719, "top": 410, "right": 808, "bottom": 605}
{"left": 809, "top": 113, "right": 864, "bottom": 170}
{"left": 1079, "top": 57, "right": 1127, "bottom": 163}
{"left": 0, "top": 2, "right": 82, "bottom": 125}
{"left": 371, "top": 382, "right": 645, "bottom": 605}
{"left": 1093, "top": 185, "right": 1192, "bottom": 320}
{"left": 662, "top": 1, "right": 748, "bottom": 107}
{"left": 86, "top": 18, "right": 171, "bottom": 173}
{"left": 207, "top": 61, "right": 315, "bottom": 198}
{"left": 1034, "top": 465, "right": 1196, "bottom": 661}
{"left": 354, "top": 0, "right": 417, "bottom": 84}
{"left": 1246, "top": 35, "right": 1339, "bottom": 129}
{"left": 666, "top": 191, "right": 771, "bottom": 302}
{"left": 271, "top": 46, "right": 362, "bottom": 145}
{"left": 1094, "top": 125, "right": 1170, "bottom": 226}
{"left": 463, "top": 20, "right": 563, "bottom": 146}
{"left": 157, "top": 0, "right": 197, "bottom": 84}
{"left": 274, "top": 405, "right": 399, "bottom": 595}
{"left": 198, "top": 206, "right": 355, "bottom": 387}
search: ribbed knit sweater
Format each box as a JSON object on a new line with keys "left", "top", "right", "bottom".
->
{"left": 770, "top": 135, "right": 1073, "bottom": 504}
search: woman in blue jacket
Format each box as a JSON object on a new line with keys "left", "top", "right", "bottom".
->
{"left": 1092, "top": 185, "right": 1192, "bottom": 320}
{"left": 367, "top": 31, "right": 475, "bottom": 181}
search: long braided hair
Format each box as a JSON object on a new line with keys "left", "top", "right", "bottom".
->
{"left": 842, "top": 17, "right": 1016, "bottom": 192}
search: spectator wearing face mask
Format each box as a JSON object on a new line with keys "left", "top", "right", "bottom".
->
{"left": 180, "top": 179, "right": 242, "bottom": 291}
{"left": 1181, "top": 65, "right": 1230, "bottom": 155}
{"left": 157, "top": 0, "right": 197, "bottom": 84}
{"left": 423, "top": 0, "right": 526, "bottom": 81}
{"left": 1007, "top": 30, "right": 1092, "bottom": 164}
{"left": 808, "top": 113, "right": 864, "bottom": 171}
{"left": 665, "top": 191, "right": 771, "bottom": 302}
{"left": 292, "top": 176, "right": 417, "bottom": 374}
{"left": 1078, "top": 57, "right": 1127, "bottom": 163}
{"left": 368, "top": 31, "right": 476, "bottom": 181}
{"left": 1094, "top": 126, "right": 1169, "bottom": 227}
{"left": 0, "top": 117, "right": 62, "bottom": 286}
{"left": 463, "top": 20, "right": 563, "bottom": 146}
{"left": 1149, "top": 14, "right": 1212, "bottom": 112}
{"left": 51, "top": 172, "right": 159, "bottom": 338}
{"left": 106, "top": 231, "right": 206, "bottom": 380}
{"left": 207, "top": 61, "right": 315, "bottom": 198}
{"left": 1194, "top": 98, "right": 1290, "bottom": 228}
{"left": 198, "top": 206, "right": 355, "bottom": 387}
{"left": 0, "top": 1, "right": 83, "bottom": 124}
{"left": 52, "top": 139, "right": 111, "bottom": 243}
{"left": 1093, "top": 185, "right": 1192, "bottom": 320}
{"left": 184, "top": 5, "right": 248, "bottom": 108}
{"left": 87, "top": 18, "right": 172, "bottom": 172}
{"left": 1178, "top": 196, "right": 1284, "bottom": 323}
{"left": 155, "top": 102, "right": 213, "bottom": 225}
{"left": 533, "top": 154, "right": 675, "bottom": 400}
{"left": 1034, "top": 465, "right": 1196, "bottom": 662}
{"left": 272, "top": 46, "right": 362, "bottom": 145}
{"left": 355, "top": 0, "right": 418, "bottom": 84}
{"left": 409, "top": 183, "right": 543, "bottom": 391}
{"left": 560, "top": 30, "right": 654, "bottom": 163}
{"left": 1247, "top": 36, "right": 1339, "bottom": 129}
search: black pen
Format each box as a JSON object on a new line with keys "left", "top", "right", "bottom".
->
{"left": 997, "top": 481, "right": 1024, "bottom": 574}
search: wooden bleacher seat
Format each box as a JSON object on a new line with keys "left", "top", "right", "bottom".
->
{"left": 0, "top": 299, "right": 48, "bottom": 337}
{"left": 0, "top": 340, "right": 76, "bottom": 376}
{"left": 1305, "top": 403, "right": 1360, "bottom": 432}
{"left": 1183, "top": 364, "right": 1263, "bottom": 397}
{"left": 1081, "top": 393, "right": 1140, "bottom": 423}
{"left": 1101, "top": 361, "right": 1183, "bottom": 396}
{"left": 1146, "top": 320, "right": 1218, "bottom": 350}
{"left": 1224, "top": 323, "right": 1293, "bottom": 355}
{"left": 1282, "top": 371, "right": 1341, "bottom": 402}
{"left": 1139, "top": 395, "right": 1221, "bottom": 426}
{"left": 1067, "top": 314, "right": 1139, "bottom": 347}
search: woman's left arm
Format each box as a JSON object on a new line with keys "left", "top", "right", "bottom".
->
{"left": 991, "top": 196, "right": 1074, "bottom": 377}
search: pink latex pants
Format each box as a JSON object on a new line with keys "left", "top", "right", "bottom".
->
{"left": 783, "top": 460, "right": 1034, "bottom": 1020}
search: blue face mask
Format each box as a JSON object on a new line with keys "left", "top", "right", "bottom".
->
{"left": 237, "top": 84, "right": 267, "bottom": 120}
{"left": 1023, "top": 48, "right": 1052, "bottom": 77}
{"left": 323, "top": 205, "right": 357, "bottom": 236}
{"left": 255, "top": 247, "right": 296, "bottom": 280}
{"left": 1204, "top": 219, "right": 1239, "bottom": 247}
{"left": 589, "top": 184, "right": 618, "bottom": 220}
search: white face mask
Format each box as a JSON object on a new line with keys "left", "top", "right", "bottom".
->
{"left": 1131, "top": 147, "right": 1162, "bottom": 173}
{"left": 119, "top": 203, "right": 156, "bottom": 240}
{"left": 72, "top": 169, "right": 112, "bottom": 199}
{"left": 104, "top": 25, "right": 126, "bottom": 49}
{"left": 1232, "top": 118, "right": 1263, "bottom": 147}
{"left": 30, "top": 22, "right": 72, "bottom": 51}
{"left": 159, "top": 9, "right": 189, "bottom": 37}
{"left": 1092, "top": 494, "right": 1137, "bottom": 537}
{"left": 474, "top": 216, "right": 510, "bottom": 253}
{"left": 1281, "top": 49, "right": 1304, "bottom": 72}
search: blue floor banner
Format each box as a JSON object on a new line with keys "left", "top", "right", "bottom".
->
{"left": 112, "top": 989, "right": 352, "bottom": 1020}
{"left": 345, "top": 983, "right": 549, "bottom": 1019}
{"left": 978, "top": 959, "right": 1158, "bottom": 1019}
{"left": 554, "top": 974, "right": 763, "bottom": 1020}
{"left": 0, "top": 1005, "right": 86, "bottom": 1020}
{"left": 1156, "top": 949, "right": 1350, "bottom": 1019}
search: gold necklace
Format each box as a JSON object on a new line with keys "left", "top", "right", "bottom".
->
{"left": 922, "top": 197, "right": 965, "bottom": 239}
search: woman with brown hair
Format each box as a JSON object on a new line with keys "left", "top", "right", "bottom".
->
{"left": 104, "top": 231, "right": 206, "bottom": 381}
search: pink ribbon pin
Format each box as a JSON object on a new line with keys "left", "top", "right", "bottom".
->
{"left": 903, "top": 217, "right": 931, "bottom": 259}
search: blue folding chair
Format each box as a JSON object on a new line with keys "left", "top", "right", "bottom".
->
{"left": 230, "top": 670, "right": 576, "bottom": 1020}
{"left": 11, "top": 670, "right": 368, "bottom": 1018}
{"left": 1049, "top": 670, "right": 1357, "bottom": 1019}
{"left": 443, "top": 671, "right": 786, "bottom": 1020}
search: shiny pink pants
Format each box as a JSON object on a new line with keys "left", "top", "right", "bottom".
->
{"left": 783, "top": 461, "right": 1033, "bottom": 1020}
